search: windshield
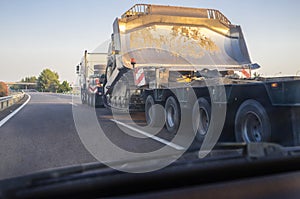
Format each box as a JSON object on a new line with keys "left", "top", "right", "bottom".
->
{"left": 0, "top": 1, "right": 300, "bottom": 197}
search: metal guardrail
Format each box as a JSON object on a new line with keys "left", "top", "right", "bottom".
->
{"left": 121, "top": 4, "right": 149, "bottom": 18}
{"left": 0, "top": 93, "right": 25, "bottom": 111}
{"left": 207, "top": 9, "right": 231, "bottom": 25}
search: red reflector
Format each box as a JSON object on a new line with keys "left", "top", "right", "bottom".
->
{"left": 130, "top": 58, "right": 136, "bottom": 65}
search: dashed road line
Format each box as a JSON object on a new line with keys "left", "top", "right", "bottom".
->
{"left": 110, "top": 119, "right": 185, "bottom": 150}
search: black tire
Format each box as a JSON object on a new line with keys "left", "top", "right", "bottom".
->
{"left": 81, "top": 90, "right": 86, "bottom": 104}
{"left": 91, "top": 94, "right": 95, "bottom": 107}
{"left": 87, "top": 94, "right": 92, "bottom": 106}
{"left": 165, "top": 96, "right": 180, "bottom": 134}
{"left": 86, "top": 94, "right": 89, "bottom": 106}
{"left": 145, "top": 95, "right": 163, "bottom": 127}
{"left": 95, "top": 95, "right": 104, "bottom": 108}
{"left": 192, "top": 98, "right": 211, "bottom": 142}
{"left": 291, "top": 108, "right": 300, "bottom": 146}
{"left": 235, "top": 99, "right": 271, "bottom": 143}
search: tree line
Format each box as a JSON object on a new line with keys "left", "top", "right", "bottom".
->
{"left": 9, "top": 68, "right": 72, "bottom": 93}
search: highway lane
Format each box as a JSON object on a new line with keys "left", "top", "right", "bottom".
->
{"left": 0, "top": 93, "right": 98, "bottom": 180}
{"left": 0, "top": 92, "right": 193, "bottom": 180}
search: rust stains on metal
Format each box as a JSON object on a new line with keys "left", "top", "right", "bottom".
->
{"left": 128, "top": 25, "right": 219, "bottom": 59}
{"left": 171, "top": 26, "right": 219, "bottom": 53}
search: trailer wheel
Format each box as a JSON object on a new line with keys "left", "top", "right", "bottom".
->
{"left": 145, "top": 95, "right": 162, "bottom": 127}
{"left": 235, "top": 99, "right": 271, "bottom": 143}
{"left": 165, "top": 96, "right": 180, "bottom": 134}
{"left": 95, "top": 95, "right": 104, "bottom": 108}
{"left": 91, "top": 94, "right": 95, "bottom": 107}
{"left": 86, "top": 94, "right": 90, "bottom": 106}
{"left": 81, "top": 90, "right": 86, "bottom": 104}
{"left": 193, "top": 98, "right": 211, "bottom": 142}
{"left": 88, "top": 94, "right": 93, "bottom": 107}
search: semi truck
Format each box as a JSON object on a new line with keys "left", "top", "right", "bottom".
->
{"left": 77, "top": 50, "right": 106, "bottom": 107}
{"left": 100, "top": 4, "right": 300, "bottom": 146}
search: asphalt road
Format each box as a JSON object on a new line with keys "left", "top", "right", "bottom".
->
{"left": 0, "top": 93, "right": 96, "bottom": 180}
{"left": 0, "top": 92, "right": 195, "bottom": 180}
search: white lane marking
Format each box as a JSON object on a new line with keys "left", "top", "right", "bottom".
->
{"left": 69, "top": 102, "right": 78, "bottom": 107}
{"left": 0, "top": 94, "right": 31, "bottom": 128}
{"left": 110, "top": 119, "right": 185, "bottom": 151}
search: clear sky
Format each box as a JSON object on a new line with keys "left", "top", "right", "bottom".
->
{"left": 0, "top": 0, "right": 299, "bottom": 83}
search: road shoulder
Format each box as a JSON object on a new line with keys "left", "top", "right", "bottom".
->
{"left": 0, "top": 94, "right": 30, "bottom": 125}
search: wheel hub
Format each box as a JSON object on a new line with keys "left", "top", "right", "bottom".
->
{"left": 242, "top": 112, "right": 263, "bottom": 142}
{"left": 199, "top": 108, "right": 209, "bottom": 135}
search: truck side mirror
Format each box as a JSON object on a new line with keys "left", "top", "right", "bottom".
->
{"left": 76, "top": 65, "right": 79, "bottom": 74}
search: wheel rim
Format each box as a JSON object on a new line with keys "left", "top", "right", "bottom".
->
{"left": 242, "top": 111, "right": 263, "bottom": 142}
{"left": 167, "top": 104, "right": 175, "bottom": 128}
{"left": 198, "top": 107, "right": 209, "bottom": 135}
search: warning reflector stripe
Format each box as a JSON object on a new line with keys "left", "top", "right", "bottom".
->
{"left": 241, "top": 69, "right": 250, "bottom": 78}
{"left": 134, "top": 68, "right": 146, "bottom": 86}
{"left": 136, "top": 72, "right": 145, "bottom": 85}
{"left": 89, "top": 86, "right": 98, "bottom": 93}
